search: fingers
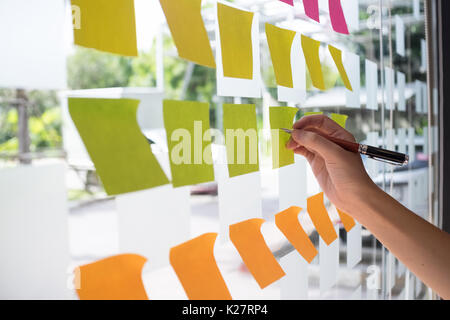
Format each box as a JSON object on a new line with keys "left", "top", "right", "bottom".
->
{"left": 290, "top": 129, "right": 347, "bottom": 162}
{"left": 292, "top": 114, "right": 356, "bottom": 142}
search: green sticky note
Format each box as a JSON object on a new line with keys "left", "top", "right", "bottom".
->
{"left": 223, "top": 104, "right": 259, "bottom": 177}
{"left": 269, "top": 106, "right": 298, "bottom": 169}
{"left": 68, "top": 98, "right": 169, "bottom": 195}
{"left": 303, "top": 111, "right": 323, "bottom": 116}
{"left": 330, "top": 113, "right": 348, "bottom": 128}
{"left": 163, "top": 100, "right": 215, "bottom": 187}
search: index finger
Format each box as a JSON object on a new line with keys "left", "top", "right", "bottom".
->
{"left": 292, "top": 114, "right": 356, "bottom": 142}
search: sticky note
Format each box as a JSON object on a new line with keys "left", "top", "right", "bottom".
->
{"left": 301, "top": 35, "right": 325, "bottom": 90}
{"left": 279, "top": 0, "right": 294, "bottom": 5}
{"left": 330, "top": 113, "right": 348, "bottom": 128}
{"left": 75, "top": 254, "right": 148, "bottom": 300}
{"left": 275, "top": 206, "right": 318, "bottom": 263}
{"left": 328, "top": 45, "right": 353, "bottom": 91}
{"left": 303, "top": 0, "right": 320, "bottom": 22}
{"left": 170, "top": 233, "right": 232, "bottom": 300}
{"left": 269, "top": 106, "right": 298, "bottom": 168}
{"left": 395, "top": 15, "right": 405, "bottom": 57}
{"left": 218, "top": 2, "right": 254, "bottom": 79}
{"left": 304, "top": 111, "right": 323, "bottom": 116}
{"left": 223, "top": 104, "right": 259, "bottom": 177}
{"left": 229, "top": 218, "right": 285, "bottom": 289}
{"left": 397, "top": 71, "right": 406, "bottom": 111}
{"left": 365, "top": 59, "right": 378, "bottom": 110}
{"left": 319, "top": 225, "right": 339, "bottom": 293}
{"left": 307, "top": 192, "right": 338, "bottom": 245}
{"left": 69, "top": 98, "right": 169, "bottom": 195}
{"left": 159, "top": 0, "right": 215, "bottom": 68}
{"left": 336, "top": 208, "right": 355, "bottom": 232}
{"left": 344, "top": 52, "right": 361, "bottom": 108}
{"left": 163, "top": 100, "right": 215, "bottom": 187}
{"left": 328, "top": 0, "right": 349, "bottom": 34}
{"left": 385, "top": 67, "right": 395, "bottom": 110}
{"left": 72, "top": 0, "right": 138, "bottom": 56}
{"left": 265, "top": 23, "right": 296, "bottom": 88}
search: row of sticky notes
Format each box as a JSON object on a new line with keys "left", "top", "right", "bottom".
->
{"left": 280, "top": 0, "right": 350, "bottom": 34}
{"left": 75, "top": 192, "right": 356, "bottom": 300}
{"left": 69, "top": 98, "right": 351, "bottom": 195}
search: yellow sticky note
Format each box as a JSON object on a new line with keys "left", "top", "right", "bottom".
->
{"left": 170, "top": 233, "right": 232, "bottom": 300}
{"left": 330, "top": 113, "right": 348, "bottom": 128}
{"left": 301, "top": 35, "right": 325, "bottom": 90}
{"left": 269, "top": 106, "right": 298, "bottom": 168}
{"left": 218, "top": 2, "right": 254, "bottom": 79}
{"left": 229, "top": 218, "right": 285, "bottom": 289}
{"left": 275, "top": 206, "right": 318, "bottom": 263}
{"left": 75, "top": 254, "right": 148, "bottom": 300}
{"left": 159, "top": 0, "right": 215, "bottom": 68}
{"left": 307, "top": 192, "right": 338, "bottom": 245}
{"left": 72, "top": 0, "right": 138, "bottom": 56}
{"left": 265, "top": 23, "right": 296, "bottom": 88}
{"left": 304, "top": 111, "right": 323, "bottom": 116}
{"left": 328, "top": 45, "right": 353, "bottom": 91}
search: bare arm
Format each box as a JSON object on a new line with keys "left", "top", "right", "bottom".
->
{"left": 286, "top": 114, "right": 450, "bottom": 299}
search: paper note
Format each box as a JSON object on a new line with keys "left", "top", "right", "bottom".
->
{"left": 269, "top": 106, "right": 298, "bottom": 168}
{"left": 265, "top": 23, "right": 296, "bottom": 88}
{"left": 415, "top": 80, "right": 422, "bottom": 113}
{"left": 163, "top": 99, "right": 215, "bottom": 187}
{"left": 385, "top": 67, "right": 395, "bottom": 110}
{"left": 320, "top": 225, "right": 339, "bottom": 293}
{"left": 344, "top": 52, "right": 361, "bottom": 108}
{"left": 72, "top": 0, "right": 138, "bottom": 56}
{"left": 301, "top": 35, "right": 325, "bottom": 90}
{"left": 229, "top": 218, "right": 285, "bottom": 288}
{"left": 279, "top": 0, "right": 294, "bottom": 6}
{"left": 336, "top": 208, "right": 355, "bottom": 232}
{"left": 307, "top": 192, "right": 338, "bottom": 245}
{"left": 421, "top": 39, "right": 427, "bottom": 72}
{"left": 303, "top": 0, "right": 320, "bottom": 22}
{"left": 342, "top": 0, "right": 360, "bottom": 32}
{"left": 280, "top": 251, "right": 309, "bottom": 299}
{"left": 159, "top": 0, "right": 215, "bottom": 68}
{"left": 223, "top": 104, "right": 259, "bottom": 177}
{"left": 397, "top": 71, "right": 406, "bottom": 111}
{"left": 328, "top": 0, "right": 349, "bottom": 34}
{"left": 330, "top": 113, "right": 348, "bottom": 128}
{"left": 275, "top": 206, "right": 318, "bottom": 263}
{"left": 170, "top": 233, "right": 232, "bottom": 300}
{"left": 69, "top": 98, "right": 169, "bottom": 195}
{"left": 75, "top": 254, "right": 148, "bottom": 300}
{"left": 395, "top": 15, "right": 405, "bottom": 57}
{"left": 328, "top": 45, "right": 353, "bottom": 91}
{"left": 365, "top": 59, "right": 378, "bottom": 110}
{"left": 279, "top": 155, "right": 308, "bottom": 211}
{"left": 218, "top": 2, "right": 254, "bottom": 79}
{"left": 304, "top": 111, "right": 323, "bottom": 116}
{"left": 347, "top": 222, "right": 362, "bottom": 268}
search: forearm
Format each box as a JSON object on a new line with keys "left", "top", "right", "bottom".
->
{"left": 350, "top": 185, "right": 450, "bottom": 299}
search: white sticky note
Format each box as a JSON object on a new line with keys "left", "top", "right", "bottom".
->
{"left": 413, "top": 0, "right": 420, "bottom": 18}
{"left": 365, "top": 59, "right": 378, "bottom": 110}
{"left": 388, "top": 251, "right": 396, "bottom": 290}
{"left": 0, "top": 163, "right": 71, "bottom": 299}
{"left": 0, "top": 0, "right": 67, "bottom": 89}
{"left": 397, "top": 71, "right": 406, "bottom": 111}
{"left": 280, "top": 251, "right": 308, "bottom": 300}
{"left": 366, "top": 132, "right": 379, "bottom": 178}
{"left": 386, "top": 128, "right": 395, "bottom": 150}
{"left": 216, "top": 2, "right": 261, "bottom": 98}
{"left": 422, "top": 81, "right": 428, "bottom": 114}
{"left": 421, "top": 39, "right": 427, "bottom": 72}
{"left": 350, "top": 285, "right": 362, "bottom": 300}
{"left": 345, "top": 52, "right": 361, "bottom": 108}
{"left": 278, "top": 155, "right": 307, "bottom": 211}
{"left": 415, "top": 80, "right": 422, "bottom": 113}
{"left": 397, "top": 128, "right": 407, "bottom": 154}
{"left": 408, "top": 127, "right": 416, "bottom": 162}
{"left": 116, "top": 184, "right": 191, "bottom": 271}
{"left": 395, "top": 15, "right": 405, "bottom": 57}
{"left": 347, "top": 223, "right": 362, "bottom": 268}
{"left": 342, "top": 0, "right": 360, "bottom": 32}
{"left": 320, "top": 225, "right": 339, "bottom": 295}
{"left": 278, "top": 34, "right": 306, "bottom": 104}
{"left": 385, "top": 67, "right": 395, "bottom": 110}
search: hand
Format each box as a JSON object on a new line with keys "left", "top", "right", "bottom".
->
{"left": 286, "top": 114, "right": 378, "bottom": 216}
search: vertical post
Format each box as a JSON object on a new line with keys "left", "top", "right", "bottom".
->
{"left": 16, "top": 89, "right": 31, "bottom": 164}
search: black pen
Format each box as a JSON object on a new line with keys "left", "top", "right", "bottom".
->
{"left": 281, "top": 128, "right": 409, "bottom": 166}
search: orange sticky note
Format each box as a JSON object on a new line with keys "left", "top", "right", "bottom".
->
{"left": 337, "top": 208, "right": 356, "bottom": 232}
{"left": 159, "top": 0, "right": 215, "bottom": 68}
{"left": 328, "top": 45, "right": 353, "bottom": 91}
{"left": 170, "top": 233, "right": 232, "bottom": 300}
{"left": 75, "top": 254, "right": 148, "bottom": 300}
{"left": 218, "top": 2, "right": 254, "bottom": 79}
{"left": 275, "top": 206, "right": 318, "bottom": 263}
{"left": 301, "top": 34, "right": 325, "bottom": 90}
{"left": 307, "top": 192, "right": 338, "bottom": 245}
{"left": 229, "top": 218, "right": 285, "bottom": 289}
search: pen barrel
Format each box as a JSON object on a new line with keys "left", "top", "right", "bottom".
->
{"left": 363, "top": 145, "right": 409, "bottom": 165}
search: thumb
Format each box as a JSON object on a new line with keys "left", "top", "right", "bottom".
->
{"left": 291, "top": 129, "right": 346, "bottom": 161}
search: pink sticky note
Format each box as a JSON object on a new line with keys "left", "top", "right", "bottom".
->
{"left": 303, "top": 0, "right": 320, "bottom": 22}
{"left": 279, "top": 0, "right": 294, "bottom": 6}
{"left": 329, "top": 0, "right": 349, "bottom": 34}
